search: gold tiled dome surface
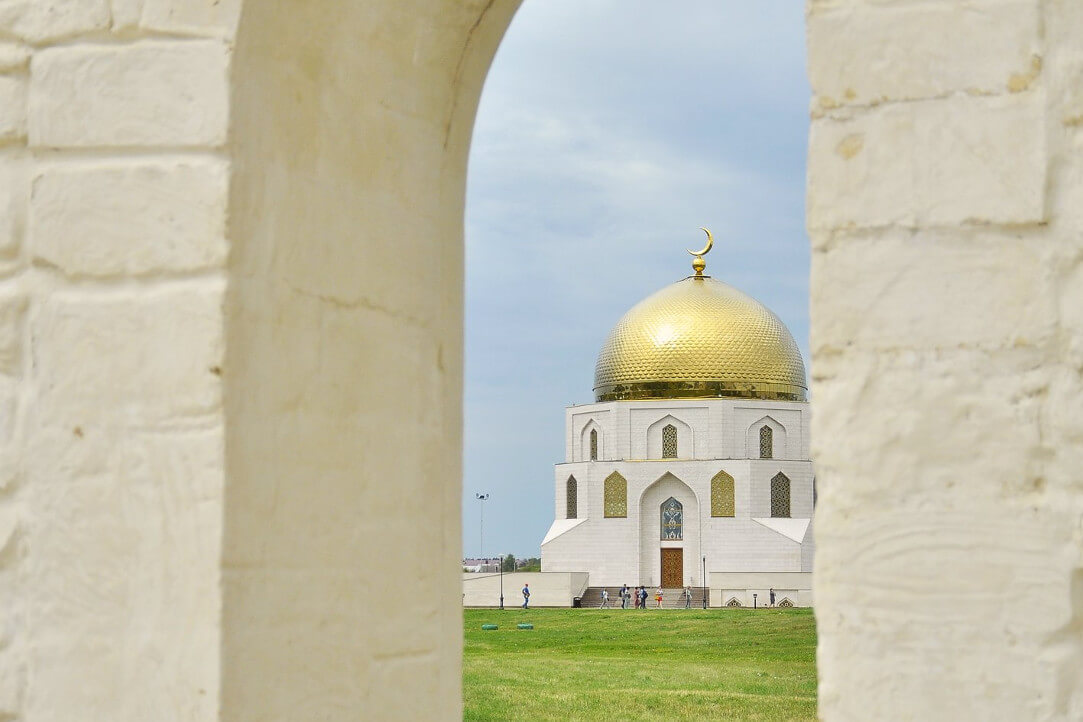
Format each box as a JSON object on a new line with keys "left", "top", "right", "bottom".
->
{"left": 594, "top": 276, "right": 807, "bottom": 402}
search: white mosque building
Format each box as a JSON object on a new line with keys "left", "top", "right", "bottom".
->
{"left": 540, "top": 236, "right": 815, "bottom": 607}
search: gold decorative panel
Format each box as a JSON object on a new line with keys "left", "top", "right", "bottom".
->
{"left": 711, "top": 470, "right": 735, "bottom": 517}
{"left": 726, "top": 597, "right": 742, "bottom": 608}
{"left": 594, "top": 276, "right": 807, "bottom": 402}
{"left": 771, "top": 472, "right": 790, "bottom": 518}
{"left": 759, "top": 425, "right": 773, "bottom": 459}
{"left": 603, "top": 471, "right": 627, "bottom": 518}
{"left": 661, "top": 424, "right": 677, "bottom": 459}
{"left": 778, "top": 598, "right": 794, "bottom": 608}
{"left": 566, "top": 476, "right": 577, "bottom": 519}
{"left": 589, "top": 429, "right": 598, "bottom": 461}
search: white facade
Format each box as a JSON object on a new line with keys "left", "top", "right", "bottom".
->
{"left": 541, "top": 397, "right": 814, "bottom": 598}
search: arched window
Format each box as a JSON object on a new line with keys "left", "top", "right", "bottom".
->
{"left": 603, "top": 472, "right": 627, "bottom": 518}
{"left": 662, "top": 424, "right": 678, "bottom": 458}
{"left": 711, "top": 470, "right": 735, "bottom": 517}
{"left": 660, "top": 497, "right": 683, "bottom": 540}
{"left": 771, "top": 472, "right": 791, "bottom": 518}
{"left": 566, "top": 476, "right": 577, "bottom": 519}
{"left": 759, "top": 425, "right": 773, "bottom": 459}
{"left": 589, "top": 428, "right": 598, "bottom": 461}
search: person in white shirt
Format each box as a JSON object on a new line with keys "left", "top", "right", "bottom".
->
{"left": 600, "top": 588, "right": 610, "bottom": 608}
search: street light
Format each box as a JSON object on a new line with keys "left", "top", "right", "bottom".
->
{"left": 475, "top": 493, "right": 504, "bottom": 610}
{"left": 475, "top": 493, "right": 489, "bottom": 560}
{"left": 702, "top": 556, "right": 707, "bottom": 609}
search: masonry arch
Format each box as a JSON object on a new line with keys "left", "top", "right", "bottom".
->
{"left": 638, "top": 473, "right": 701, "bottom": 587}
{"left": 18, "top": 0, "right": 1077, "bottom": 719}
{"left": 580, "top": 419, "right": 603, "bottom": 461}
{"left": 224, "top": 3, "right": 521, "bottom": 717}
{"left": 746, "top": 415, "right": 786, "bottom": 460}
{"left": 646, "top": 414, "right": 694, "bottom": 460}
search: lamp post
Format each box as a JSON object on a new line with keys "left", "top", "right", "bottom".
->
{"left": 498, "top": 551, "right": 504, "bottom": 610}
{"left": 475, "top": 493, "right": 489, "bottom": 560}
{"left": 753, "top": 593, "right": 758, "bottom": 609}
{"left": 702, "top": 555, "right": 707, "bottom": 609}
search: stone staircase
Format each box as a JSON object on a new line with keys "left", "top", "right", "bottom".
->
{"left": 579, "top": 587, "right": 710, "bottom": 609}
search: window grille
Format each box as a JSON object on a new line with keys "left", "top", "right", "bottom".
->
{"left": 662, "top": 424, "right": 678, "bottom": 458}
{"left": 711, "top": 471, "right": 735, "bottom": 517}
{"left": 771, "top": 472, "right": 791, "bottom": 518}
{"left": 589, "top": 429, "right": 598, "bottom": 461}
{"left": 759, "top": 425, "right": 773, "bottom": 459}
{"left": 603, "top": 472, "right": 627, "bottom": 518}
{"left": 566, "top": 476, "right": 577, "bottom": 519}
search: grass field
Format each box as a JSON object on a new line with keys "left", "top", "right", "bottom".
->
{"left": 463, "top": 607, "right": 816, "bottom": 721}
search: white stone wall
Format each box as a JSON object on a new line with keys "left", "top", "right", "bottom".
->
{"left": 10, "top": 0, "right": 1082, "bottom": 719}
{"left": 462, "top": 571, "right": 588, "bottom": 608}
{"left": 2, "top": 1, "right": 519, "bottom": 721}
{"left": 809, "top": 0, "right": 1083, "bottom": 718}
{"left": 567, "top": 398, "right": 810, "bottom": 462}
{"left": 0, "top": 5, "right": 236, "bottom": 720}
{"left": 710, "top": 571, "right": 813, "bottom": 608}
{"left": 544, "top": 452, "right": 815, "bottom": 587}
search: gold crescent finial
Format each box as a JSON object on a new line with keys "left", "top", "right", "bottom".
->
{"left": 687, "top": 227, "right": 713, "bottom": 276}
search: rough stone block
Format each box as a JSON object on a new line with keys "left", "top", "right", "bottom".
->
{"left": 110, "top": 0, "right": 143, "bottom": 29}
{"left": 0, "top": 43, "right": 30, "bottom": 72}
{"left": 0, "top": 0, "right": 109, "bottom": 42}
{"left": 31, "top": 159, "right": 228, "bottom": 277}
{"left": 0, "top": 156, "right": 26, "bottom": 258}
{"left": 23, "top": 428, "right": 222, "bottom": 720}
{"left": 142, "top": 0, "right": 241, "bottom": 37}
{"left": 32, "top": 284, "right": 224, "bottom": 426}
{"left": 0, "top": 293, "right": 26, "bottom": 377}
{"left": 808, "top": 0, "right": 1042, "bottom": 108}
{"left": 29, "top": 40, "right": 229, "bottom": 148}
{"left": 808, "top": 94, "right": 1046, "bottom": 229}
{"left": 0, "top": 75, "right": 26, "bottom": 145}
{"left": 811, "top": 231, "right": 1056, "bottom": 353}
{"left": 811, "top": 347, "right": 1048, "bottom": 505}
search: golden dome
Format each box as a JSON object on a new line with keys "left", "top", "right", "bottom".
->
{"left": 594, "top": 275, "right": 807, "bottom": 402}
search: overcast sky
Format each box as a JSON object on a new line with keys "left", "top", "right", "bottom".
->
{"left": 463, "top": 0, "right": 810, "bottom": 558}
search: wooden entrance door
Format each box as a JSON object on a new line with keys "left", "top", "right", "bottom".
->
{"left": 660, "top": 548, "right": 682, "bottom": 588}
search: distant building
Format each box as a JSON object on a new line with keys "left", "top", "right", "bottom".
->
{"left": 541, "top": 240, "right": 814, "bottom": 607}
{"left": 462, "top": 558, "right": 501, "bottom": 573}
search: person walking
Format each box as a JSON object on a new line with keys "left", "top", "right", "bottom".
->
{"left": 521, "top": 583, "right": 530, "bottom": 609}
{"left": 600, "top": 588, "right": 610, "bottom": 609}
{"left": 639, "top": 586, "right": 648, "bottom": 609}
{"left": 620, "top": 584, "right": 628, "bottom": 609}
{"left": 769, "top": 587, "right": 776, "bottom": 607}
{"left": 684, "top": 585, "right": 693, "bottom": 609}
{"left": 655, "top": 587, "right": 663, "bottom": 608}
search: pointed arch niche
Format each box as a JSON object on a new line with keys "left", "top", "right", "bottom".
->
{"left": 747, "top": 416, "right": 786, "bottom": 460}
{"left": 580, "top": 419, "right": 603, "bottom": 462}
{"left": 646, "top": 415, "right": 693, "bottom": 460}
{"left": 638, "top": 473, "right": 701, "bottom": 587}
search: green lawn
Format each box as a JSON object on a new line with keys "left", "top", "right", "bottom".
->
{"left": 463, "top": 607, "right": 817, "bottom": 721}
